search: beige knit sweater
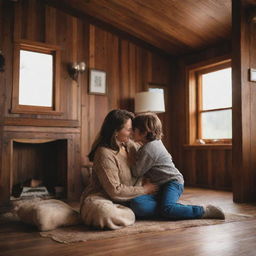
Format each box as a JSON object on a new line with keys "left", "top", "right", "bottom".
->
{"left": 81, "top": 140, "right": 146, "bottom": 203}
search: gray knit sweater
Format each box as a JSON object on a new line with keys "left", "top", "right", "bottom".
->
{"left": 131, "top": 140, "right": 184, "bottom": 185}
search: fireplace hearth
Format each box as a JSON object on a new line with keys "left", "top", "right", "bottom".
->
{"left": 11, "top": 140, "right": 67, "bottom": 200}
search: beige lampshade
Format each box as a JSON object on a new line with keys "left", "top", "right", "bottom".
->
{"left": 135, "top": 91, "right": 165, "bottom": 113}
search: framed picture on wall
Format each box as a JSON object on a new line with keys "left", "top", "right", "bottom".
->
{"left": 89, "top": 69, "right": 107, "bottom": 95}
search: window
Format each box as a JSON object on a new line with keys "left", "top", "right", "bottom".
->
{"left": 12, "top": 40, "right": 61, "bottom": 115}
{"left": 19, "top": 50, "right": 53, "bottom": 107}
{"left": 188, "top": 60, "right": 232, "bottom": 144}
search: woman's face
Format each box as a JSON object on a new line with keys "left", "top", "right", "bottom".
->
{"left": 116, "top": 119, "right": 133, "bottom": 143}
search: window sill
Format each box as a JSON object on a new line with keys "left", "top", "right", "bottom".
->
{"left": 183, "top": 144, "right": 232, "bottom": 150}
{"left": 10, "top": 106, "right": 63, "bottom": 116}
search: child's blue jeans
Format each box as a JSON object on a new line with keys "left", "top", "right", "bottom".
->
{"left": 130, "top": 180, "right": 204, "bottom": 220}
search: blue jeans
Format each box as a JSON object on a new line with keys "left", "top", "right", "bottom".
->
{"left": 130, "top": 181, "right": 204, "bottom": 220}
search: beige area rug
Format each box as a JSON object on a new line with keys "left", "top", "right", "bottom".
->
{"left": 40, "top": 213, "right": 253, "bottom": 244}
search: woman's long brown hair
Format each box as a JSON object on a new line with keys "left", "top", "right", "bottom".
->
{"left": 88, "top": 109, "right": 134, "bottom": 162}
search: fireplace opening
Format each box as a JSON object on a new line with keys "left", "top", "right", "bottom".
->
{"left": 11, "top": 139, "right": 67, "bottom": 200}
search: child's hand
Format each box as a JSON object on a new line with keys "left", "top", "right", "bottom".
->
{"left": 143, "top": 181, "right": 158, "bottom": 194}
{"left": 142, "top": 177, "right": 150, "bottom": 185}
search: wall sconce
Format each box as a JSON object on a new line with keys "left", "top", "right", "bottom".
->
{"left": 135, "top": 91, "right": 165, "bottom": 113}
{"left": 247, "top": 7, "right": 256, "bottom": 23}
{"left": 68, "top": 61, "right": 86, "bottom": 81}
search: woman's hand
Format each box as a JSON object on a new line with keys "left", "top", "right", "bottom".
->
{"left": 143, "top": 180, "right": 158, "bottom": 194}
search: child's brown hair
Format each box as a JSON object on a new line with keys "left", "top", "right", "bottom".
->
{"left": 132, "top": 112, "right": 163, "bottom": 141}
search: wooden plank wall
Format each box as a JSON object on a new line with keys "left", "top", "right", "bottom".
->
{"left": 232, "top": 0, "right": 256, "bottom": 202}
{"left": 81, "top": 25, "right": 172, "bottom": 165}
{"left": 0, "top": 0, "right": 172, "bottom": 201}
{"left": 0, "top": 0, "right": 237, "bottom": 198}
{"left": 182, "top": 145, "right": 232, "bottom": 190}
{"left": 170, "top": 42, "right": 233, "bottom": 190}
{"left": 0, "top": 0, "right": 4, "bottom": 191}
{"left": 4, "top": 0, "right": 83, "bottom": 124}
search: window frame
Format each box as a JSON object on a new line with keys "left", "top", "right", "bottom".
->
{"left": 187, "top": 59, "right": 232, "bottom": 145}
{"left": 11, "top": 40, "right": 62, "bottom": 115}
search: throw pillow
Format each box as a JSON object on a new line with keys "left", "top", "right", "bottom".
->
{"left": 16, "top": 199, "right": 81, "bottom": 231}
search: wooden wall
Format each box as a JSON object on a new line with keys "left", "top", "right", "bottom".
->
{"left": 232, "top": 0, "right": 256, "bottom": 202}
{"left": 0, "top": 0, "right": 172, "bottom": 204}
{"left": 3, "top": 0, "right": 84, "bottom": 124}
{"left": 170, "top": 42, "right": 233, "bottom": 190}
{"left": 81, "top": 25, "right": 173, "bottom": 165}
{"left": 2, "top": 0, "right": 249, "bottom": 203}
{"left": 0, "top": 0, "right": 4, "bottom": 199}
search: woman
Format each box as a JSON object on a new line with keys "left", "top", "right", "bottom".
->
{"left": 80, "top": 109, "right": 157, "bottom": 230}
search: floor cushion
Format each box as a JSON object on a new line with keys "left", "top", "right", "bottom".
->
{"left": 16, "top": 199, "right": 81, "bottom": 231}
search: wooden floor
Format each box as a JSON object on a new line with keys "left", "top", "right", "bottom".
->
{"left": 1, "top": 188, "right": 256, "bottom": 256}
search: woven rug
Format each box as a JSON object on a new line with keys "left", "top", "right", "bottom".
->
{"left": 40, "top": 212, "right": 253, "bottom": 244}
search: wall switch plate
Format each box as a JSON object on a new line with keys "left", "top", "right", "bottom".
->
{"left": 249, "top": 68, "right": 256, "bottom": 82}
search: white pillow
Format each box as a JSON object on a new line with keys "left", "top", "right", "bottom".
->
{"left": 16, "top": 199, "right": 81, "bottom": 231}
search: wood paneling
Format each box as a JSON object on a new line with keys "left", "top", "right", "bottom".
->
{"left": 212, "top": 149, "right": 232, "bottom": 189}
{"left": 0, "top": 0, "right": 238, "bottom": 203}
{"left": 232, "top": 0, "right": 256, "bottom": 202}
{"left": 171, "top": 43, "right": 232, "bottom": 191}
{"left": 0, "top": 0, "right": 4, "bottom": 198}
{"left": 80, "top": 24, "right": 172, "bottom": 165}
{"left": 3, "top": 0, "right": 81, "bottom": 122}
{"left": 183, "top": 146, "right": 232, "bottom": 190}
{"left": 0, "top": 0, "right": 173, "bottom": 205}
{"left": 46, "top": 0, "right": 231, "bottom": 55}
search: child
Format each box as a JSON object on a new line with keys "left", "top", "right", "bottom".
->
{"left": 130, "top": 112, "right": 225, "bottom": 220}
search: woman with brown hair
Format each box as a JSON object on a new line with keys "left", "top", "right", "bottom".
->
{"left": 80, "top": 109, "right": 157, "bottom": 230}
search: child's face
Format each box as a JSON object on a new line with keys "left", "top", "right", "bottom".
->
{"left": 133, "top": 128, "right": 147, "bottom": 143}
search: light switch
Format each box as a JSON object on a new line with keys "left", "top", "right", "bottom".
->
{"left": 249, "top": 68, "right": 256, "bottom": 82}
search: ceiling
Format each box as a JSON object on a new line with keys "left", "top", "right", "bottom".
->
{"left": 49, "top": 0, "right": 232, "bottom": 56}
